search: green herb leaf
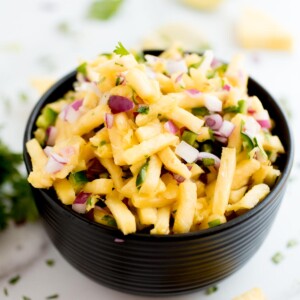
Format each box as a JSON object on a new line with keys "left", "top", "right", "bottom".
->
{"left": 46, "top": 294, "right": 59, "bottom": 299}
{"left": 23, "top": 296, "right": 31, "bottom": 300}
{"left": 137, "top": 105, "right": 149, "bottom": 115}
{"left": 115, "top": 76, "right": 122, "bottom": 86}
{"left": 102, "top": 215, "right": 117, "bottom": 227}
{"left": 18, "top": 92, "right": 29, "bottom": 103}
{"left": 88, "top": 0, "right": 123, "bottom": 21}
{"left": 202, "top": 158, "right": 215, "bottom": 167}
{"left": 188, "top": 58, "right": 203, "bottom": 75}
{"left": 208, "top": 219, "right": 221, "bottom": 228}
{"left": 3, "top": 287, "right": 8, "bottom": 296}
{"left": 56, "top": 22, "right": 71, "bottom": 35}
{"left": 287, "top": 239, "right": 298, "bottom": 248}
{"left": 9, "top": 275, "right": 20, "bottom": 285}
{"left": 46, "top": 259, "right": 55, "bottom": 267}
{"left": 136, "top": 161, "right": 149, "bottom": 190}
{"left": 205, "top": 285, "right": 218, "bottom": 295}
{"left": 99, "top": 140, "right": 107, "bottom": 146}
{"left": 77, "top": 62, "right": 87, "bottom": 76}
{"left": 224, "top": 100, "right": 246, "bottom": 114}
{"left": 272, "top": 252, "right": 284, "bottom": 264}
{"left": 113, "top": 42, "right": 129, "bottom": 57}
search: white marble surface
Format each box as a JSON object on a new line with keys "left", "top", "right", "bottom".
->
{"left": 0, "top": 0, "right": 300, "bottom": 299}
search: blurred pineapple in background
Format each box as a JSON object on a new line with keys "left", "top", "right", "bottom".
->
{"left": 142, "top": 23, "right": 211, "bottom": 52}
{"left": 181, "top": 0, "right": 224, "bottom": 10}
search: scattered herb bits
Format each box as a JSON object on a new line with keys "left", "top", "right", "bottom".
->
{"left": 46, "top": 294, "right": 59, "bottom": 299}
{"left": 272, "top": 252, "right": 284, "bottom": 264}
{"left": 46, "top": 259, "right": 55, "bottom": 267}
{"left": 287, "top": 240, "right": 298, "bottom": 248}
{"left": 9, "top": 275, "right": 20, "bottom": 285}
{"left": 205, "top": 285, "right": 218, "bottom": 295}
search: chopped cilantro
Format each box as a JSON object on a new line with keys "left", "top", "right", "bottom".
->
{"left": 272, "top": 252, "right": 284, "bottom": 264}
{"left": 113, "top": 42, "right": 129, "bottom": 57}
{"left": 18, "top": 92, "right": 29, "bottom": 103}
{"left": 287, "top": 240, "right": 298, "bottom": 248}
{"left": 188, "top": 58, "right": 203, "bottom": 75}
{"left": 88, "top": 0, "right": 124, "bottom": 21}
{"left": 23, "top": 296, "right": 31, "bottom": 300}
{"left": 136, "top": 161, "right": 149, "bottom": 190}
{"left": 9, "top": 275, "right": 20, "bottom": 285}
{"left": 202, "top": 158, "right": 215, "bottom": 167}
{"left": 102, "top": 215, "right": 117, "bottom": 227}
{"left": 46, "top": 259, "right": 55, "bottom": 267}
{"left": 191, "top": 107, "right": 209, "bottom": 116}
{"left": 77, "top": 62, "right": 87, "bottom": 76}
{"left": 99, "top": 140, "right": 107, "bottom": 146}
{"left": 46, "top": 294, "right": 59, "bottom": 299}
{"left": 137, "top": 105, "right": 149, "bottom": 115}
{"left": 224, "top": 100, "right": 247, "bottom": 114}
{"left": 3, "top": 287, "right": 8, "bottom": 296}
{"left": 205, "top": 285, "right": 218, "bottom": 295}
{"left": 0, "top": 141, "right": 38, "bottom": 231}
{"left": 56, "top": 22, "right": 71, "bottom": 35}
{"left": 115, "top": 76, "right": 122, "bottom": 86}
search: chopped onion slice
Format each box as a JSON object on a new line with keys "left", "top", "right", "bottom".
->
{"left": 175, "top": 141, "right": 199, "bottom": 163}
{"left": 166, "top": 59, "right": 188, "bottom": 75}
{"left": 105, "top": 113, "right": 114, "bottom": 129}
{"left": 46, "top": 126, "right": 57, "bottom": 146}
{"left": 198, "top": 152, "right": 221, "bottom": 168}
{"left": 108, "top": 95, "right": 134, "bottom": 114}
{"left": 114, "top": 238, "right": 125, "bottom": 243}
{"left": 217, "top": 120, "right": 235, "bottom": 137}
{"left": 185, "top": 89, "right": 201, "bottom": 98}
{"left": 44, "top": 146, "right": 53, "bottom": 157}
{"left": 205, "top": 114, "right": 223, "bottom": 131}
{"left": 71, "top": 99, "right": 83, "bottom": 111}
{"left": 243, "top": 116, "right": 261, "bottom": 138}
{"left": 65, "top": 106, "right": 81, "bottom": 123}
{"left": 72, "top": 192, "right": 91, "bottom": 214}
{"left": 45, "top": 156, "right": 65, "bottom": 174}
{"left": 254, "top": 110, "right": 271, "bottom": 129}
{"left": 164, "top": 120, "right": 179, "bottom": 134}
{"left": 222, "top": 84, "right": 231, "bottom": 91}
{"left": 173, "top": 173, "right": 185, "bottom": 183}
{"left": 203, "top": 94, "right": 222, "bottom": 112}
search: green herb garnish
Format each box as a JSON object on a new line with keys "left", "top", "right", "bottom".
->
{"left": 102, "top": 215, "right": 117, "bottom": 227}
{"left": 136, "top": 161, "right": 149, "bottom": 190}
{"left": 3, "top": 287, "right": 8, "bottom": 296}
{"left": 23, "top": 296, "right": 31, "bottom": 300}
{"left": 113, "top": 42, "right": 129, "bottom": 57}
{"left": 272, "top": 252, "right": 284, "bottom": 264}
{"left": 205, "top": 285, "right": 218, "bottom": 295}
{"left": 191, "top": 107, "right": 209, "bottom": 116}
{"left": 9, "top": 275, "right": 20, "bottom": 285}
{"left": 69, "top": 171, "right": 88, "bottom": 192}
{"left": 77, "top": 62, "right": 87, "bottom": 76}
{"left": 56, "top": 22, "right": 71, "bottom": 35}
{"left": 46, "top": 259, "right": 55, "bottom": 267}
{"left": 46, "top": 294, "right": 59, "bottom": 299}
{"left": 0, "top": 142, "right": 38, "bottom": 231}
{"left": 208, "top": 219, "right": 221, "bottom": 228}
{"left": 88, "top": 0, "right": 124, "bottom": 21}
{"left": 202, "top": 158, "right": 215, "bottom": 167}
{"left": 115, "top": 76, "right": 122, "bottom": 86}
{"left": 137, "top": 105, "right": 149, "bottom": 115}
{"left": 18, "top": 92, "right": 29, "bottom": 103}
{"left": 287, "top": 240, "right": 298, "bottom": 248}
{"left": 188, "top": 58, "right": 203, "bottom": 75}
{"left": 99, "top": 140, "right": 107, "bottom": 146}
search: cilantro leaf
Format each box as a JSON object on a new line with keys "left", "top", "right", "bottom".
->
{"left": 137, "top": 105, "right": 149, "bottom": 115}
{"left": 88, "top": 0, "right": 124, "bottom": 21}
{"left": 77, "top": 62, "right": 87, "bottom": 76}
{"left": 9, "top": 275, "right": 20, "bottom": 285}
{"left": 46, "top": 294, "right": 59, "bottom": 299}
{"left": 113, "top": 42, "right": 129, "bottom": 57}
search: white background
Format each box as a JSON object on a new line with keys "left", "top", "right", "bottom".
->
{"left": 0, "top": 0, "right": 300, "bottom": 299}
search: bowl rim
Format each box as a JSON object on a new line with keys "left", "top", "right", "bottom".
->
{"left": 23, "top": 67, "right": 294, "bottom": 241}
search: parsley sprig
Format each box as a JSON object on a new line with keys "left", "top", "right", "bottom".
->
{"left": 113, "top": 42, "right": 129, "bottom": 57}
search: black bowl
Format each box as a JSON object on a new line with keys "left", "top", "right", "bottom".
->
{"left": 23, "top": 52, "right": 294, "bottom": 296}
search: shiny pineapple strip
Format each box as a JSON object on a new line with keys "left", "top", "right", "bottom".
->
{"left": 137, "top": 207, "right": 157, "bottom": 225}
{"left": 99, "top": 158, "right": 124, "bottom": 191}
{"left": 83, "top": 179, "right": 114, "bottom": 194}
{"left": 53, "top": 178, "right": 76, "bottom": 205}
{"left": 150, "top": 206, "right": 171, "bottom": 235}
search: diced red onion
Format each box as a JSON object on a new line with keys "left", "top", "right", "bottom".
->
{"left": 46, "top": 126, "right": 57, "bottom": 146}
{"left": 175, "top": 73, "right": 184, "bottom": 84}
{"left": 243, "top": 117, "right": 261, "bottom": 138}
{"left": 65, "top": 105, "right": 81, "bottom": 123}
{"left": 216, "top": 120, "right": 235, "bottom": 137}
{"left": 173, "top": 173, "right": 186, "bottom": 183}
{"left": 44, "top": 146, "right": 53, "bottom": 157}
{"left": 175, "top": 141, "right": 199, "bottom": 163}
{"left": 114, "top": 238, "right": 125, "bottom": 243}
{"left": 205, "top": 114, "right": 223, "bottom": 131}
{"left": 50, "top": 151, "right": 68, "bottom": 164}
{"left": 105, "top": 113, "right": 114, "bottom": 129}
{"left": 247, "top": 108, "right": 256, "bottom": 114}
{"left": 185, "top": 89, "right": 201, "bottom": 98}
{"left": 108, "top": 95, "right": 134, "bottom": 114}
{"left": 59, "top": 146, "right": 75, "bottom": 159}
{"left": 222, "top": 84, "right": 231, "bottom": 91}
{"left": 198, "top": 152, "right": 221, "bottom": 168}
{"left": 210, "top": 58, "right": 220, "bottom": 68}
{"left": 72, "top": 192, "right": 91, "bottom": 214}
{"left": 164, "top": 120, "right": 179, "bottom": 134}
{"left": 45, "top": 156, "right": 65, "bottom": 173}
{"left": 166, "top": 59, "right": 188, "bottom": 75}
{"left": 254, "top": 110, "right": 271, "bottom": 129}
{"left": 214, "top": 134, "right": 228, "bottom": 144}
{"left": 204, "top": 94, "right": 222, "bottom": 112}
{"left": 71, "top": 99, "right": 83, "bottom": 111}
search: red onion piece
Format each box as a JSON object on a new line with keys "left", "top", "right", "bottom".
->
{"left": 204, "top": 95, "right": 222, "bottom": 112}
{"left": 175, "top": 141, "right": 199, "bottom": 163}
{"left": 175, "top": 73, "right": 184, "bottom": 84}
{"left": 205, "top": 114, "right": 223, "bottom": 131}
{"left": 114, "top": 238, "right": 125, "bottom": 243}
{"left": 72, "top": 192, "right": 91, "bottom": 214}
{"left": 50, "top": 151, "right": 68, "bottom": 164}
{"left": 44, "top": 156, "right": 65, "bottom": 173}
{"left": 71, "top": 99, "right": 83, "bottom": 111}
{"left": 198, "top": 152, "right": 221, "bottom": 168}
{"left": 44, "top": 146, "right": 53, "bottom": 157}
{"left": 173, "top": 173, "right": 186, "bottom": 183}
{"left": 254, "top": 110, "right": 271, "bottom": 129}
{"left": 108, "top": 95, "right": 134, "bottom": 114}
{"left": 210, "top": 58, "right": 220, "bottom": 68}
{"left": 243, "top": 117, "right": 261, "bottom": 138}
{"left": 185, "top": 89, "right": 201, "bottom": 98}
{"left": 164, "top": 120, "right": 179, "bottom": 134}
{"left": 105, "top": 113, "right": 114, "bottom": 129}
{"left": 247, "top": 108, "right": 256, "bottom": 114}
{"left": 46, "top": 126, "right": 57, "bottom": 146}
{"left": 214, "top": 135, "right": 228, "bottom": 144}
{"left": 257, "top": 119, "right": 271, "bottom": 129}
{"left": 216, "top": 120, "right": 235, "bottom": 137}
{"left": 222, "top": 84, "right": 231, "bottom": 91}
